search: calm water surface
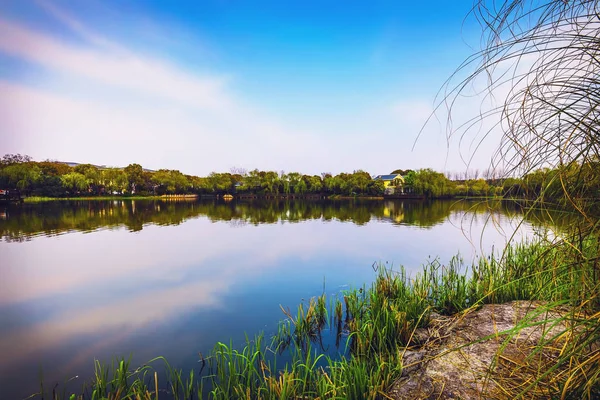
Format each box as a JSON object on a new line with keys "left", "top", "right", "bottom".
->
{"left": 1, "top": 199, "right": 541, "bottom": 398}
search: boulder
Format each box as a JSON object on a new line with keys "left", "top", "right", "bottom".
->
{"left": 389, "top": 301, "right": 573, "bottom": 399}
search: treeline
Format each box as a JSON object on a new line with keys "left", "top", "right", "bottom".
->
{"left": 1, "top": 154, "right": 597, "bottom": 203}
{"left": 405, "top": 162, "right": 600, "bottom": 208}
{"left": 0, "top": 154, "right": 385, "bottom": 197}
{"left": 405, "top": 169, "right": 500, "bottom": 198}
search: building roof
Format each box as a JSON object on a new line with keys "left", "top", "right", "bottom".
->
{"left": 374, "top": 174, "right": 402, "bottom": 181}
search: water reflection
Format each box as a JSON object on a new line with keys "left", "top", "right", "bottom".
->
{"left": 0, "top": 199, "right": 551, "bottom": 399}
{"left": 0, "top": 199, "right": 535, "bottom": 241}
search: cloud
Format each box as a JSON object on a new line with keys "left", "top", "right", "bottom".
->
{"left": 0, "top": 18, "right": 231, "bottom": 111}
{"left": 0, "top": 4, "right": 334, "bottom": 173}
{"left": 34, "top": 0, "right": 126, "bottom": 52}
{"left": 0, "top": 279, "right": 228, "bottom": 366}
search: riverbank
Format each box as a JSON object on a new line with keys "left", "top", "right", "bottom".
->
{"left": 23, "top": 194, "right": 199, "bottom": 203}
{"left": 30, "top": 236, "right": 599, "bottom": 399}
{"left": 20, "top": 194, "right": 518, "bottom": 203}
{"left": 23, "top": 193, "right": 382, "bottom": 202}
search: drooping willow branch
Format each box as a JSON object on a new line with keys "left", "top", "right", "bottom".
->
{"left": 434, "top": 0, "right": 600, "bottom": 215}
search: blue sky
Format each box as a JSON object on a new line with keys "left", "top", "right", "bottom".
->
{"left": 0, "top": 0, "right": 503, "bottom": 176}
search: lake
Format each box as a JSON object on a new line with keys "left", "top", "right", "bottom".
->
{"left": 0, "top": 199, "right": 541, "bottom": 398}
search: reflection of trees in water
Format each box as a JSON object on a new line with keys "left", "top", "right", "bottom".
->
{"left": 396, "top": 200, "right": 516, "bottom": 229}
{"left": 0, "top": 199, "right": 565, "bottom": 241}
{"left": 0, "top": 201, "right": 202, "bottom": 241}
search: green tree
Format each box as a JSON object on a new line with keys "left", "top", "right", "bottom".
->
{"left": 207, "top": 172, "right": 233, "bottom": 194}
{"left": 286, "top": 172, "right": 302, "bottom": 194}
{"left": 501, "top": 177, "right": 524, "bottom": 198}
{"left": 391, "top": 169, "right": 413, "bottom": 176}
{"left": 37, "top": 161, "right": 72, "bottom": 176}
{"left": 368, "top": 180, "right": 385, "bottom": 195}
{"left": 404, "top": 171, "right": 416, "bottom": 187}
{"left": 61, "top": 172, "right": 88, "bottom": 193}
{"left": 0, "top": 163, "right": 41, "bottom": 193}
{"left": 240, "top": 169, "right": 262, "bottom": 193}
{"left": 307, "top": 175, "right": 322, "bottom": 193}
{"left": 124, "top": 163, "right": 145, "bottom": 194}
{"left": 350, "top": 170, "right": 372, "bottom": 194}
{"left": 465, "top": 179, "right": 490, "bottom": 196}
{"left": 280, "top": 173, "right": 291, "bottom": 194}
{"left": 102, "top": 168, "right": 128, "bottom": 194}
{"left": 261, "top": 171, "right": 280, "bottom": 194}
{"left": 410, "top": 169, "right": 454, "bottom": 198}
{"left": 188, "top": 175, "right": 208, "bottom": 193}
{"left": 294, "top": 179, "right": 307, "bottom": 194}
{"left": 323, "top": 174, "right": 336, "bottom": 194}
{"left": 74, "top": 164, "right": 101, "bottom": 194}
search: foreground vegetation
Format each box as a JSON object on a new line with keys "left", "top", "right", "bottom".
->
{"left": 31, "top": 234, "right": 600, "bottom": 399}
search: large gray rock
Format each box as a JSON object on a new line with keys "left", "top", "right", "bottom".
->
{"left": 389, "top": 301, "right": 572, "bottom": 399}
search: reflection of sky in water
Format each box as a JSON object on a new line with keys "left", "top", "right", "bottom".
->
{"left": 0, "top": 207, "right": 533, "bottom": 399}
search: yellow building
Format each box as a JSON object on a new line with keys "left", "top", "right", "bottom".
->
{"left": 373, "top": 174, "right": 404, "bottom": 188}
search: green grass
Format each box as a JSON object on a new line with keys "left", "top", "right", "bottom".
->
{"left": 29, "top": 236, "right": 600, "bottom": 399}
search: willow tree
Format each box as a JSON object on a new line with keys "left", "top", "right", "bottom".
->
{"left": 440, "top": 1, "right": 600, "bottom": 397}
{"left": 444, "top": 0, "right": 600, "bottom": 213}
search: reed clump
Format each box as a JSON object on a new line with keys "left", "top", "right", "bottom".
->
{"left": 30, "top": 236, "right": 600, "bottom": 399}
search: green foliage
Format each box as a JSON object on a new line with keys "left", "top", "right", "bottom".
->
{"left": 37, "top": 161, "right": 73, "bottom": 176}
{"left": 368, "top": 180, "right": 385, "bottom": 196}
{"left": 390, "top": 169, "right": 412, "bottom": 176}
{"left": 206, "top": 172, "right": 234, "bottom": 194}
{"left": 0, "top": 162, "right": 41, "bottom": 193}
{"left": 102, "top": 168, "right": 128, "bottom": 194}
{"left": 123, "top": 163, "right": 145, "bottom": 193}
{"left": 408, "top": 169, "right": 454, "bottom": 198}
{"left": 261, "top": 171, "right": 280, "bottom": 194}
{"left": 60, "top": 172, "right": 88, "bottom": 193}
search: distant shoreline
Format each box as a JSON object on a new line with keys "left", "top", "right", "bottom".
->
{"left": 18, "top": 194, "right": 515, "bottom": 204}
{"left": 22, "top": 194, "right": 199, "bottom": 203}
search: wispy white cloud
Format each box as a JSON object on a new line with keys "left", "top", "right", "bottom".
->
{"left": 35, "top": 0, "right": 125, "bottom": 53}
{"left": 0, "top": 17, "right": 231, "bottom": 111}
{"left": 0, "top": 2, "right": 334, "bottom": 173}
